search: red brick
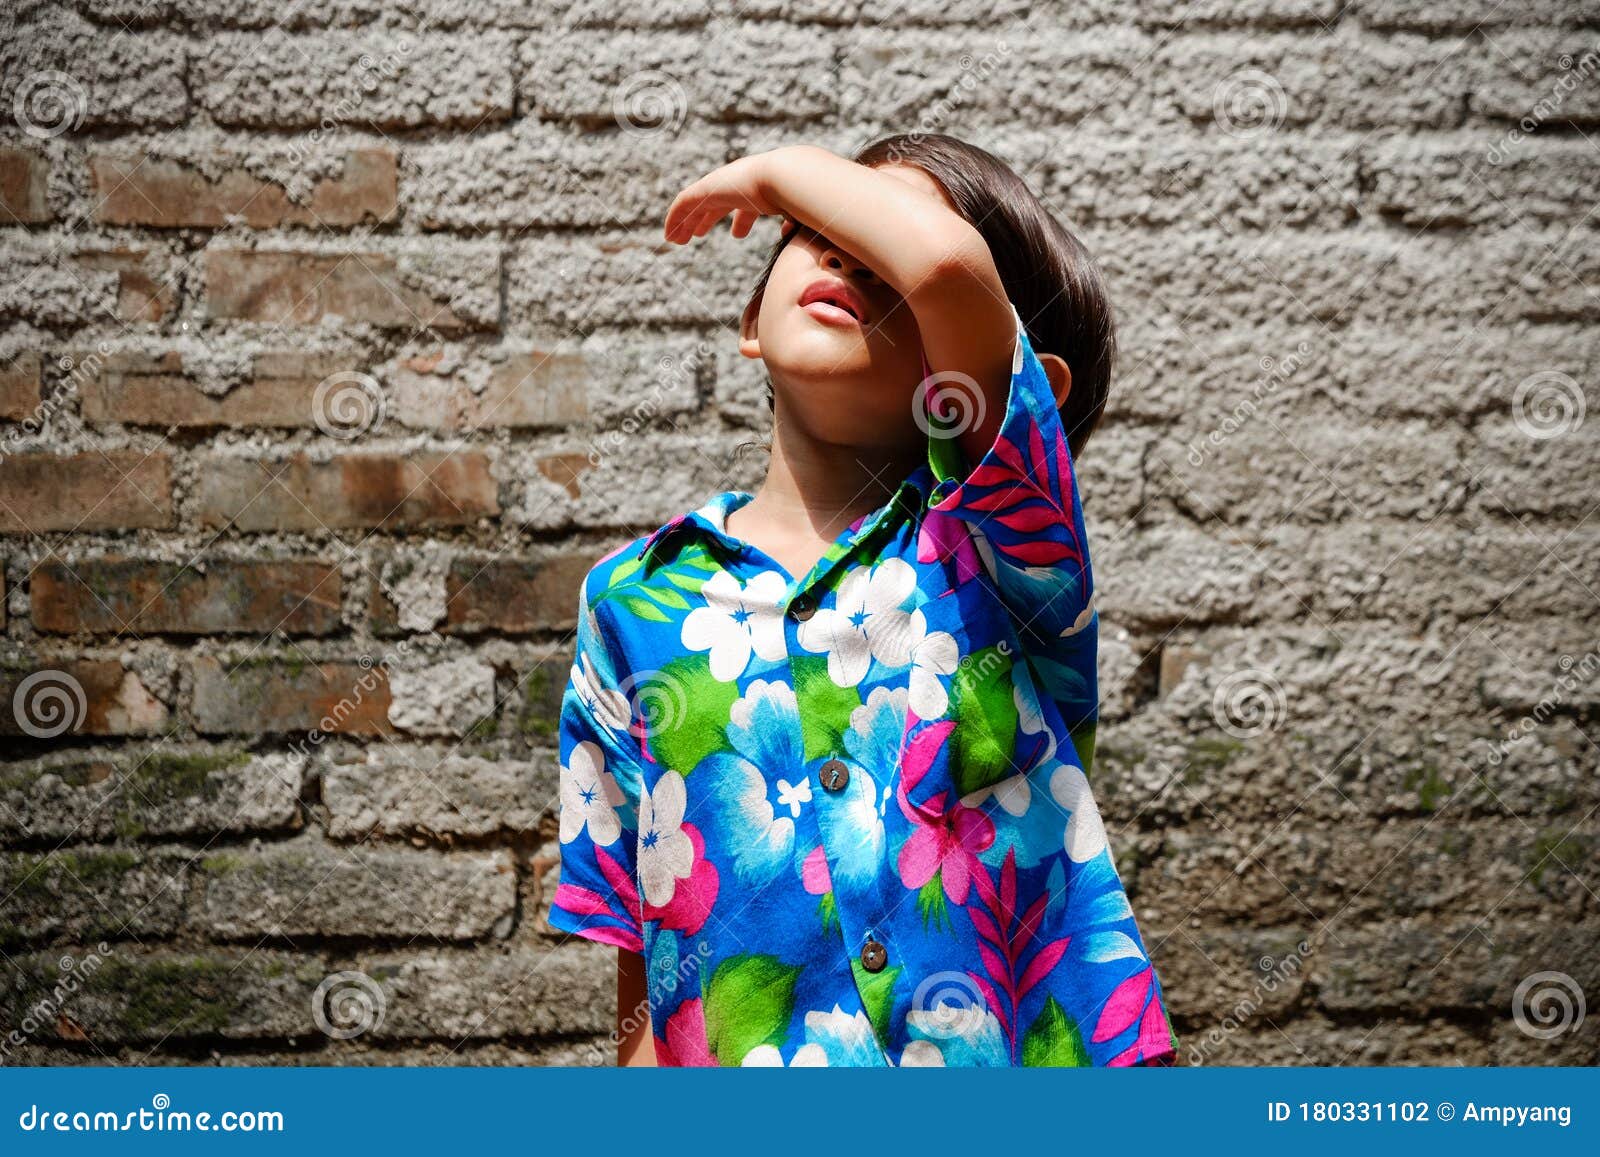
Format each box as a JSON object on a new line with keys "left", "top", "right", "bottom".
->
{"left": 71, "top": 249, "right": 176, "bottom": 322}
{"left": 81, "top": 350, "right": 358, "bottom": 428}
{"left": 390, "top": 350, "right": 589, "bottom": 429}
{"left": 32, "top": 557, "right": 342, "bottom": 636}
{"left": 0, "top": 147, "right": 50, "bottom": 224}
{"left": 203, "top": 248, "right": 493, "bottom": 330}
{"left": 0, "top": 659, "right": 167, "bottom": 737}
{"left": 189, "top": 655, "right": 392, "bottom": 735}
{"left": 535, "top": 452, "right": 593, "bottom": 500}
{"left": 0, "top": 352, "right": 42, "bottom": 420}
{"left": 194, "top": 452, "right": 499, "bottom": 532}
{"left": 91, "top": 149, "right": 397, "bottom": 228}
{"left": 370, "top": 552, "right": 600, "bottom": 635}
{"left": 0, "top": 452, "right": 175, "bottom": 534}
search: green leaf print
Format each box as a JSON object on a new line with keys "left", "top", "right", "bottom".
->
{"left": 620, "top": 595, "right": 671, "bottom": 622}
{"left": 792, "top": 654, "right": 863, "bottom": 763}
{"left": 817, "top": 890, "right": 839, "bottom": 935}
{"left": 702, "top": 953, "right": 801, "bottom": 1066}
{"left": 600, "top": 545, "right": 717, "bottom": 618}
{"left": 916, "top": 873, "right": 950, "bottom": 932}
{"left": 645, "top": 653, "right": 738, "bottom": 774}
{"left": 1069, "top": 721, "right": 1097, "bottom": 779}
{"left": 850, "top": 960, "right": 902, "bottom": 1046}
{"left": 947, "top": 645, "right": 1019, "bottom": 796}
{"left": 605, "top": 555, "right": 644, "bottom": 588}
{"left": 1021, "top": 995, "right": 1091, "bottom": 1067}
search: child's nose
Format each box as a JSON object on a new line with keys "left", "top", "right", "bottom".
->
{"left": 821, "top": 249, "right": 877, "bottom": 283}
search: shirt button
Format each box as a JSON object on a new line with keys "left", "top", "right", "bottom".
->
{"left": 819, "top": 758, "right": 850, "bottom": 792}
{"left": 860, "top": 939, "right": 888, "bottom": 973}
{"left": 788, "top": 593, "right": 816, "bottom": 622}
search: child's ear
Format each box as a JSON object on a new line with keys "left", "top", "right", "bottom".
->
{"left": 738, "top": 295, "right": 763, "bottom": 360}
{"left": 1038, "top": 352, "right": 1072, "bottom": 409}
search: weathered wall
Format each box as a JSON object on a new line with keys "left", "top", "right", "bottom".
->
{"left": 1, "top": 0, "right": 1597, "bottom": 1065}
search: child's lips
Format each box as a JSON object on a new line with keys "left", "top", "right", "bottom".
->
{"left": 798, "top": 278, "right": 869, "bottom": 326}
{"left": 801, "top": 300, "right": 863, "bottom": 327}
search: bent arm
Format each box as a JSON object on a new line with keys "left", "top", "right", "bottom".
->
{"left": 756, "top": 146, "right": 1016, "bottom": 463}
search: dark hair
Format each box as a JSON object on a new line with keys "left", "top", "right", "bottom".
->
{"left": 743, "top": 133, "right": 1116, "bottom": 459}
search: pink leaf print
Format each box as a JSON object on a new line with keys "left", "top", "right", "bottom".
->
{"left": 1092, "top": 965, "right": 1154, "bottom": 1044}
{"left": 1015, "top": 937, "right": 1070, "bottom": 1002}
{"left": 967, "top": 971, "right": 1010, "bottom": 1038}
{"left": 995, "top": 505, "right": 1065, "bottom": 533}
{"left": 656, "top": 996, "right": 716, "bottom": 1067}
{"left": 1135, "top": 994, "right": 1173, "bottom": 1059}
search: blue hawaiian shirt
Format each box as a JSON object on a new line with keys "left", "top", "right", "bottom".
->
{"left": 550, "top": 308, "right": 1178, "bottom": 1067}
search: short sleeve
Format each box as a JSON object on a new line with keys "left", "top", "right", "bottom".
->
{"left": 925, "top": 307, "right": 1099, "bottom": 757}
{"left": 548, "top": 574, "right": 646, "bottom": 953}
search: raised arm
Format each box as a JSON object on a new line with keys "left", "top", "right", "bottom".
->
{"left": 664, "top": 145, "right": 1017, "bottom": 465}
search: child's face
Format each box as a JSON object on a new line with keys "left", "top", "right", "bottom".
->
{"left": 742, "top": 165, "right": 950, "bottom": 451}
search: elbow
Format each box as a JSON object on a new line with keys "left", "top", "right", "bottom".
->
{"left": 902, "top": 221, "right": 1003, "bottom": 312}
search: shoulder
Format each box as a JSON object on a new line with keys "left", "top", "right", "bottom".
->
{"left": 576, "top": 492, "right": 735, "bottom": 624}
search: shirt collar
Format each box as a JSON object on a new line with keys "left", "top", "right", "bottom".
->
{"left": 637, "top": 491, "right": 755, "bottom": 567}
{"left": 638, "top": 471, "right": 938, "bottom": 573}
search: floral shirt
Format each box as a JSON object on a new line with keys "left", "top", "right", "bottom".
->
{"left": 550, "top": 308, "right": 1177, "bottom": 1067}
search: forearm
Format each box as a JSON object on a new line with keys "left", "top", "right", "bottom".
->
{"left": 759, "top": 146, "right": 1016, "bottom": 455}
{"left": 615, "top": 947, "right": 658, "bottom": 1066}
{"left": 758, "top": 147, "right": 992, "bottom": 298}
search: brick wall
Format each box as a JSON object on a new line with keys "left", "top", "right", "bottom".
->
{"left": 1, "top": 1, "right": 1597, "bottom": 1065}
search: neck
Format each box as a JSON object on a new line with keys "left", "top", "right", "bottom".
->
{"left": 744, "top": 410, "right": 923, "bottom": 540}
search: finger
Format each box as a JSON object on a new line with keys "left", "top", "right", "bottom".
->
{"left": 730, "top": 209, "right": 756, "bottom": 239}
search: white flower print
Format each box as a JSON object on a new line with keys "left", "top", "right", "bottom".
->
{"left": 681, "top": 569, "right": 787, "bottom": 682}
{"left": 798, "top": 558, "right": 918, "bottom": 687}
{"left": 775, "top": 776, "right": 812, "bottom": 818}
{"left": 897, "top": 1040, "right": 946, "bottom": 1066}
{"left": 1059, "top": 591, "right": 1096, "bottom": 639}
{"left": 740, "top": 1042, "right": 828, "bottom": 1067}
{"left": 571, "top": 654, "right": 630, "bottom": 734}
{"left": 1050, "top": 762, "right": 1109, "bottom": 863}
{"left": 559, "top": 740, "right": 624, "bottom": 847}
{"left": 637, "top": 770, "right": 695, "bottom": 907}
{"left": 741, "top": 1005, "right": 883, "bottom": 1066}
{"left": 904, "top": 609, "right": 958, "bottom": 719}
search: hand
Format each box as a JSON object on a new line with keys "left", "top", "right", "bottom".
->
{"left": 663, "top": 148, "right": 817, "bottom": 244}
